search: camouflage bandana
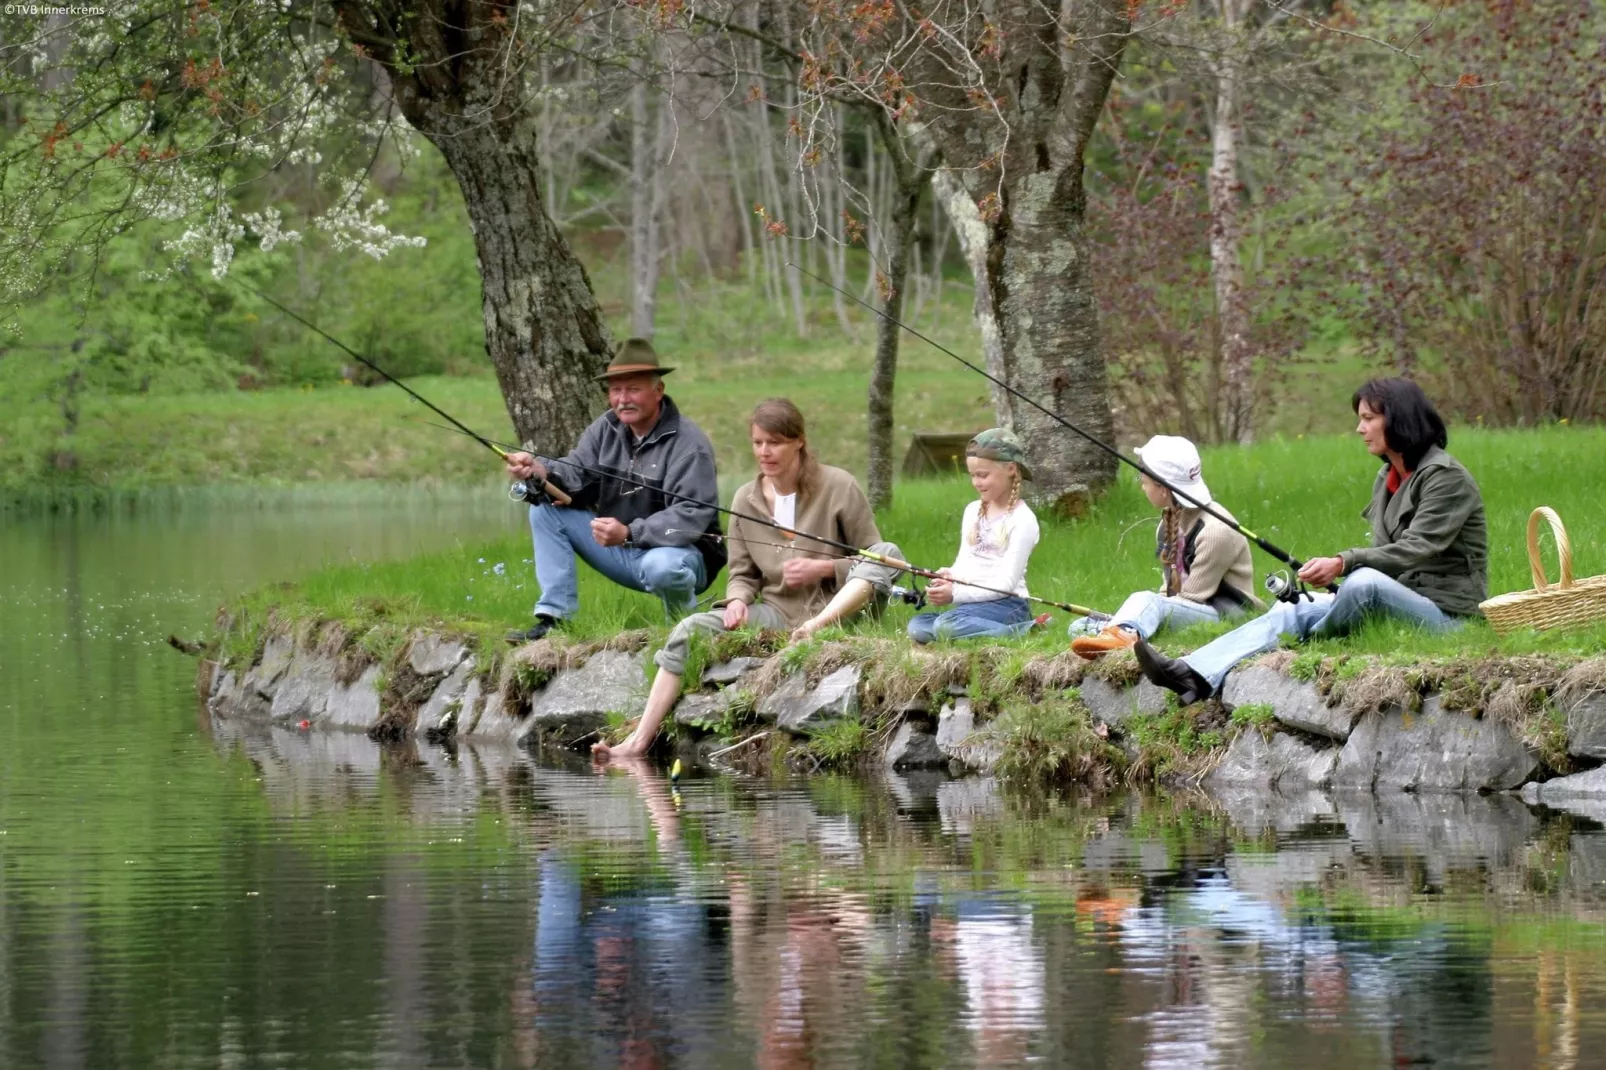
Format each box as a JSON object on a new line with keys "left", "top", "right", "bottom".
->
{"left": 966, "top": 427, "right": 1033, "bottom": 482}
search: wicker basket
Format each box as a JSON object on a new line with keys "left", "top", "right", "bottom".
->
{"left": 1479, "top": 507, "right": 1606, "bottom": 634}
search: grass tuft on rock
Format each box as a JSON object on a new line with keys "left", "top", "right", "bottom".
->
{"left": 992, "top": 694, "right": 1122, "bottom": 787}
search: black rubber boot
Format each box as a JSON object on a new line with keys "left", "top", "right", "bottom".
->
{"left": 1132, "top": 639, "right": 1213, "bottom": 706}
{"left": 504, "top": 615, "right": 560, "bottom": 645}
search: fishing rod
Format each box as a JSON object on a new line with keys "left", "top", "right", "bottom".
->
{"left": 239, "top": 283, "right": 572, "bottom": 506}
{"left": 786, "top": 262, "right": 1333, "bottom": 598}
{"left": 669, "top": 529, "right": 1108, "bottom": 619}
{"left": 425, "top": 420, "right": 1107, "bottom": 618}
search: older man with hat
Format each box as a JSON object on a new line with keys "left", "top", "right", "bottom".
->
{"left": 502, "top": 339, "right": 724, "bottom": 642}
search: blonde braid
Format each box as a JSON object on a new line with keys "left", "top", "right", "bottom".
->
{"left": 1158, "top": 506, "right": 1180, "bottom": 595}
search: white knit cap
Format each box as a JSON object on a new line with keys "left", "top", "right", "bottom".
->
{"left": 1134, "top": 435, "right": 1212, "bottom": 507}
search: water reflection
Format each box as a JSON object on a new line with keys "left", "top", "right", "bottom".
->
{"left": 203, "top": 720, "right": 1606, "bottom": 1069}
{"left": 6, "top": 496, "right": 1606, "bottom": 1068}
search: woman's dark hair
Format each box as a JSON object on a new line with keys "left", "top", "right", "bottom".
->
{"left": 1351, "top": 377, "right": 1448, "bottom": 469}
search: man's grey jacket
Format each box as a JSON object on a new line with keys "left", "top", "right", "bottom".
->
{"left": 538, "top": 396, "right": 726, "bottom": 588}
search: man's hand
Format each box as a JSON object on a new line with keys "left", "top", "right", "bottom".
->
{"left": 790, "top": 618, "right": 822, "bottom": 643}
{"left": 926, "top": 567, "right": 954, "bottom": 606}
{"left": 1297, "top": 555, "right": 1345, "bottom": 588}
{"left": 782, "top": 557, "right": 836, "bottom": 589}
{"left": 591, "top": 517, "right": 630, "bottom": 547}
{"left": 505, "top": 451, "right": 545, "bottom": 481}
{"left": 722, "top": 600, "right": 749, "bottom": 630}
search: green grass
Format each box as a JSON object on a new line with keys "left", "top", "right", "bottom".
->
{"left": 218, "top": 423, "right": 1606, "bottom": 664}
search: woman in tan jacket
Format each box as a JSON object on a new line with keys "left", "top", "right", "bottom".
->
{"left": 594, "top": 398, "right": 905, "bottom": 761}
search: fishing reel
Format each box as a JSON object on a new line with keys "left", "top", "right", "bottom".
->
{"left": 1264, "top": 570, "right": 1316, "bottom": 605}
{"left": 508, "top": 479, "right": 554, "bottom": 506}
{"left": 888, "top": 581, "right": 928, "bottom": 610}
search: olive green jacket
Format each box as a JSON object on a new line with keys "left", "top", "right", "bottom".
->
{"left": 1338, "top": 446, "right": 1488, "bottom": 616}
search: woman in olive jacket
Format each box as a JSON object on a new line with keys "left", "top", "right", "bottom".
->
{"left": 1134, "top": 378, "right": 1488, "bottom": 705}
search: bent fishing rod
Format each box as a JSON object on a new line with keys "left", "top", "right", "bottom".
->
{"left": 667, "top": 529, "right": 1107, "bottom": 619}
{"left": 239, "top": 282, "right": 572, "bottom": 506}
{"left": 787, "top": 262, "right": 1332, "bottom": 595}
{"left": 426, "top": 420, "right": 1107, "bottom": 619}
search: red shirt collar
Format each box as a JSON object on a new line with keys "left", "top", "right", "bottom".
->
{"left": 1385, "top": 464, "right": 1413, "bottom": 495}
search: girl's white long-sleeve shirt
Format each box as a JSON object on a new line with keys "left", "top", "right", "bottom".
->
{"left": 947, "top": 499, "right": 1039, "bottom": 603}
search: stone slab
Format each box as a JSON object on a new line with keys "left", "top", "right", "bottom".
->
{"left": 1565, "top": 693, "right": 1606, "bottom": 760}
{"left": 466, "top": 689, "right": 525, "bottom": 743}
{"left": 254, "top": 636, "right": 295, "bottom": 694}
{"left": 760, "top": 665, "right": 861, "bottom": 735}
{"left": 267, "top": 652, "right": 341, "bottom": 723}
{"left": 884, "top": 721, "right": 946, "bottom": 770}
{"left": 418, "top": 657, "right": 477, "bottom": 734}
{"left": 324, "top": 664, "right": 383, "bottom": 730}
{"left": 1079, "top": 677, "right": 1167, "bottom": 726}
{"left": 1332, "top": 696, "right": 1537, "bottom": 792}
{"left": 1222, "top": 665, "right": 1355, "bottom": 741}
{"left": 408, "top": 635, "right": 468, "bottom": 676}
{"left": 935, "top": 697, "right": 1002, "bottom": 773}
{"left": 1207, "top": 729, "right": 1340, "bottom": 791}
{"left": 455, "top": 677, "right": 485, "bottom": 735}
{"left": 1521, "top": 764, "right": 1606, "bottom": 805}
{"left": 521, "top": 650, "right": 649, "bottom": 747}
{"left": 674, "top": 688, "right": 744, "bottom": 728}
{"left": 702, "top": 657, "right": 765, "bottom": 687}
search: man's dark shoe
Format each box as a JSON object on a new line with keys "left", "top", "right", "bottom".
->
{"left": 1132, "top": 639, "right": 1213, "bottom": 706}
{"left": 505, "top": 615, "right": 560, "bottom": 645}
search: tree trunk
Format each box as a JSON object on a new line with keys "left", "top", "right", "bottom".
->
{"left": 912, "top": 0, "right": 1128, "bottom": 508}
{"left": 630, "top": 78, "right": 665, "bottom": 340}
{"left": 1208, "top": 0, "right": 1254, "bottom": 444}
{"left": 353, "top": 0, "right": 611, "bottom": 456}
{"left": 865, "top": 129, "right": 927, "bottom": 509}
{"left": 992, "top": 171, "right": 1116, "bottom": 512}
{"left": 932, "top": 168, "right": 1011, "bottom": 421}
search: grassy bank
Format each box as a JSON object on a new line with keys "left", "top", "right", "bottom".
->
{"left": 216, "top": 424, "right": 1606, "bottom": 661}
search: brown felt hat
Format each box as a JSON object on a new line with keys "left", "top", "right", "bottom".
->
{"left": 595, "top": 338, "right": 675, "bottom": 382}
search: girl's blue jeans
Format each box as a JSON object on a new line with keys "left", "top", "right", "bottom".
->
{"left": 907, "top": 596, "right": 1034, "bottom": 643}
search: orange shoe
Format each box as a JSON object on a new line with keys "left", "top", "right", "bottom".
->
{"left": 1071, "top": 624, "right": 1139, "bottom": 660}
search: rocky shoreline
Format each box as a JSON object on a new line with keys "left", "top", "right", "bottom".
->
{"left": 197, "top": 624, "right": 1606, "bottom": 803}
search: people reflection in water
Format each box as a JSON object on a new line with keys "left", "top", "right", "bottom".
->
{"left": 932, "top": 904, "right": 1048, "bottom": 1064}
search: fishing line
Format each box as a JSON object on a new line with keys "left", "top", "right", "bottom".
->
{"left": 424, "top": 421, "right": 1106, "bottom": 617}
{"left": 669, "top": 529, "right": 1106, "bottom": 618}
{"left": 240, "top": 283, "right": 572, "bottom": 505}
{"left": 785, "top": 261, "right": 1330, "bottom": 595}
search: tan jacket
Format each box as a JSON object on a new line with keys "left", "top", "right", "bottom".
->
{"left": 722, "top": 461, "right": 883, "bottom": 628}
{"left": 1163, "top": 505, "right": 1264, "bottom": 611}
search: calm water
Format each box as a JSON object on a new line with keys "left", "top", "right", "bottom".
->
{"left": 3, "top": 496, "right": 1606, "bottom": 1068}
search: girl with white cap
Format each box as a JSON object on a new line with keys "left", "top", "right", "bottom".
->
{"left": 1069, "top": 435, "right": 1262, "bottom": 659}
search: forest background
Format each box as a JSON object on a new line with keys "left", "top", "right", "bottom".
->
{"left": 1, "top": 0, "right": 1602, "bottom": 507}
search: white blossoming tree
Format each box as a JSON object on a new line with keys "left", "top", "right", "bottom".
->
{"left": 0, "top": 0, "right": 623, "bottom": 453}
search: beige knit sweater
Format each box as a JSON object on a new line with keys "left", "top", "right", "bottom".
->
{"left": 721, "top": 461, "right": 883, "bottom": 628}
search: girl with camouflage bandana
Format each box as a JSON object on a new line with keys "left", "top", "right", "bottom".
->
{"left": 907, "top": 428, "right": 1048, "bottom": 644}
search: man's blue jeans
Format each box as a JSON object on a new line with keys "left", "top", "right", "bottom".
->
{"left": 529, "top": 504, "right": 704, "bottom": 621}
{"left": 1183, "top": 567, "right": 1461, "bottom": 691}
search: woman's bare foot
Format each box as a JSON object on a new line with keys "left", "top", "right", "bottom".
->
{"left": 591, "top": 734, "right": 650, "bottom": 763}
